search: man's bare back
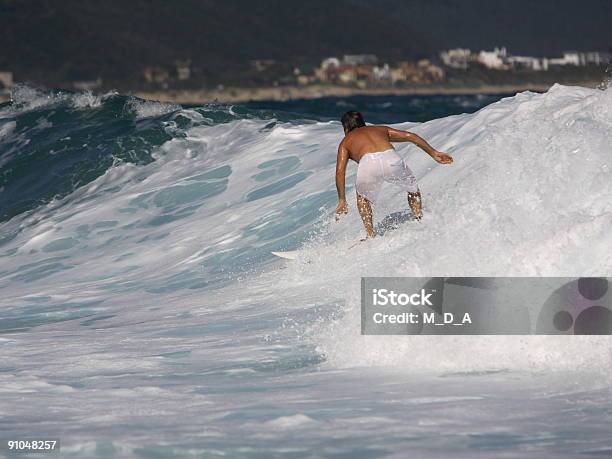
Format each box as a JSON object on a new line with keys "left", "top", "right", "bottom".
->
{"left": 335, "top": 111, "right": 453, "bottom": 238}
{"left": 340, "top": 125, "right": 395, "bottom": 162}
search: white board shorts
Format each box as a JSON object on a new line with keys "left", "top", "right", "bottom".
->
{"left": 355, "top": 149, "right": 418, "bottom": 204}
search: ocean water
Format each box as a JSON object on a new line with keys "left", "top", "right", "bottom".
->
{"left": 0, "top": 85, "right": 611, "bottom": 458}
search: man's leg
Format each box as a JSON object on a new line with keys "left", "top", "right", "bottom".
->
{"left": 407, "top": 190, "right": 422, "bottom": 220}
{"left": 356, "top": 193, "right": 376, "bottom": 238}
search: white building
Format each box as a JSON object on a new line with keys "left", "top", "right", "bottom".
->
{"left": 372, "top": 63, "right": 391, "bottom": 81}
{"left": 507, "top": 56, "right": 549, "bottom": 71}
{"left": 342, "top": 54, "right": 378, "bottom": 66}
{"left": 572, "top": 51, "right": 612, "bottom": 66}
{"left": 477, "top": 47, "right": 508, "bottom": 69}
{"left": 315, "top": 57, "right": 341, "bottom": 83}
{"left": 562, "top": 52, "right": 581, "bottom": 66}
{"left": 585, "top": 52, "right": 612, "bottom": 65}
{"left": 548, "top": 52, "right": 584, "bottom": 67}
{"left": 440, "top": 48, "right": 471, "bottom": 69}
{"left": 320, "top": 57, "right": 340, "bottom": 70}
{"left": 440, "top": 46, "right": 611, "bottom": 72}
{"left": 549, "top": 51, "right": 612, "bottom": 67}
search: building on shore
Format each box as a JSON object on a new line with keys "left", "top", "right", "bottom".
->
{"left": 372, "top": 63, "right": 391, "bottom": 83}
{"left": 335, "top": 65, "right": 373, "bottom": 87}
{"left": 293, "top": 65, "right": 317, "bottom": 85}
{"left": 418, "top": 59, "right": 445, "bottom": 81}
{"left": 320, "top": 57, "right": 341, "bottom": 70}
{"left": 440, "top": 47, "right": 612, "bottom": 72}
{"left": 315, "top": 57, "right": 341, "bottom": 82}
{"left": 175, "top": 60, "right": 192, "bottom": 80}
{"left": 508, "top": 56, "right": 549, "bottom": 71}
{"left": 143, "top": 67, "right": 170, "bottom": 88}
{"left": 342, "top": 54, "right": 378, "bottom": 66}
{"left": 440, "top": 48, "right": 471, "bottom": 69}
{"left": 311, "top": 43, "right": 609, "bottom": 88}
{"left": 477, "top": 47, "right": 509, "bottom": 69}
{"left": 549, "top": 51, "right": 612, "bottom": 67}
{"left": 315, "top": 54, "right": 444, "bottom": 87}
{"left": 583, "top": 51, "right": 612, "bottom": 66}
{"left": 0, "top": 71, "right": 14, "bottom": 91}
{"left": 391, "top": 60, "right": 445, "bottom": 84}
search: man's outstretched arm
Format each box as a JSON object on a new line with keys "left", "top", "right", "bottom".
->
{"left": 335, "top": 143, "right": 349, "bottom": 218}
{"left": 386, "top": 126, "right": 453, "bottom": 164}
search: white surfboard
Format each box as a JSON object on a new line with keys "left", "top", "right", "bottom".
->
{"left": 271, "top": 238, "right": 365, "bottom": 260}
{"left": 271, "top": 250, "right": 300, "bottom": 260}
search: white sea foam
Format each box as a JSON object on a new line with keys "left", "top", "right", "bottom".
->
{"left": 0, "top": 120, "right": 16, "bottom": 140}
{"left": 125, "top": 97, "right": 181, "bottom": 119}
{"left": 288, "top": 84, "right": 612, "bottom": 371}
{"left": 70, "top": 91, "right": 104, "bottom": 108}
{"left": 3, "top": 85, "right": 110, "bottom": 115}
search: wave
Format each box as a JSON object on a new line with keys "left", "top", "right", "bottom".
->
{"left": 0, "top": 84, "right": 611, "bottom": 375}
{"left": 0, "top": 85, "right": 293, "bottom": 223}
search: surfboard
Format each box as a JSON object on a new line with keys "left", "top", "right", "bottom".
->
{"left": 272, "top": 238, "right": 362, "bottom": 260}
{"left": 271, "top": 250, "right": 300, "bottom": 260}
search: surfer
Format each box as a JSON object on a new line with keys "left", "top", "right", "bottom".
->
{"left": 335, "top": 111, "right": 453, "bottom": 238}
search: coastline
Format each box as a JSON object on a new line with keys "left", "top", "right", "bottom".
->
{"left": 132, "top": 81, "right": 601, "bottom": 104}
{"left": 0, "top": 81, "right": 601, "bottom": 105}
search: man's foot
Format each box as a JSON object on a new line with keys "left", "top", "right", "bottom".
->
{"left": 407, "top": 191, "right": 422, "bottom": 221}
{"left": 362, "top": 231, "right": 376, "bottom": 241}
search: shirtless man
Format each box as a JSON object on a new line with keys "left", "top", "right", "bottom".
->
{"left": 335, "top": 111, "right": 453, "bottom": 238}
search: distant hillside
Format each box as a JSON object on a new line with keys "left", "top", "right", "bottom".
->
{"left": 0, "top": 0, "right": 610, "bottom": 89}
{"left": 0, "top": 0, "right": 431, "bottom": 88}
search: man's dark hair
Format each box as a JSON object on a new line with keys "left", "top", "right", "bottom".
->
{"left": 341, "top": 111, "right": 366, "bottom": 132}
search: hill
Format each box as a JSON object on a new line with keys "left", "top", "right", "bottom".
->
{"left": 0, "top": 0, "right": 610, "bottom": 89}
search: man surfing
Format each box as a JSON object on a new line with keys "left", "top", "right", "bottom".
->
{"left": 335, "top": 111, "right": 453, "bottom": 238}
